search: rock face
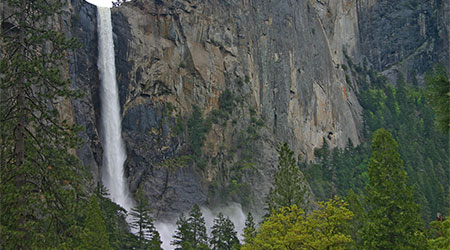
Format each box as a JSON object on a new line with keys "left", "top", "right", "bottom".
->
{"left": 357, "top": 0, "right": 449, "bottom": 84}
{"left": 64, "top": 0, "right": 103, "bottom": 185}
{"left": 63, "top": 0, "right": 446, "bottom": 218}
{"left": 107, "top": 0, "right": 362, "bottom": 217}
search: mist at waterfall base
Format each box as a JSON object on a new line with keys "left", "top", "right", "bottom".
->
{"left": 97, "top": 6, "right": 134, "bottom": 212}
{"left": 155, "top": 203, "right": 250, "bottom": 250}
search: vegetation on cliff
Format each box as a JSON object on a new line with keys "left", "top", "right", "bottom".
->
{"left": 302, "top": 64, "right": 449, "bottom": 223}
{"left": 1, "top": 0, "right": 448, "bottom": 249}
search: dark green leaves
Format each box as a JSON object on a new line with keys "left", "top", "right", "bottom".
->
{"left": 266, "top": 142, "right": 308, "bottom": 213}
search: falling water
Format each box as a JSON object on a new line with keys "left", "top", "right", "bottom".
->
{"left": 97, "top": 6, "right": 133, "bottom": 212}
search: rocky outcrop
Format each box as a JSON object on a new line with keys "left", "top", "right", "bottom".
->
{"left": 108, "top": 0, "right": 363, "bottom": 217}
{"left": 61, "top": 0, "right": 445, "bottom": 218}
{"left": 64, "top": 0, "right": 103, "bottom": 184}
{"left": 357, "top": 0, "right": 449, "bottom": 84}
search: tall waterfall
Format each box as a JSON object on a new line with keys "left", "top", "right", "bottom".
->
{"left": 97, "top": 6, "right": 133, "bottom": 212}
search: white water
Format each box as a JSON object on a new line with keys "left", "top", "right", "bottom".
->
{"left": 95, "top": 6, "right": 249, "bottom": 249}
{"left": 97, "top": 6, "right": 133, "bottom": 212}
{"left": 85, "top": 0, "right": 112, "bottom": 7}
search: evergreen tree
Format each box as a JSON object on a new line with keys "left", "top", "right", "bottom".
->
{"left": 362, "top": 129, "right": 426, "bottom": 249}
{"left": 172, "top": 204, "right": 209, "bottom": 250}
{"left": 0, "top": 0, "right": 85, "bottom": 248}
{"left": 96, "top": 183, "right": 134, "bottom": 249}
{"left": 428, "top": 216, "right": 450, "bottom": 249}
{"left": 130, "top": 189, "right": 162, "bottom": 250}
{"left": 425, "top": 65, "right": 449, "bottom": 134}
{"left": 242, "top": 212, "right": 256, "bottom": 245}
{"left": 187, "top": 204, "right": 209, "bottom": 247}
{"left": 81, "top": 196, "right": 113, "bottom": 250}
{"left": 266, "top": 142, "right": 308, "bottom": 212}
{"left": 305, "top": 72, "right": 449, "bottom": 222}
{"left": 346, "top": 189, "right": 366, "bottom": 249}
{"left": 210, "top": 213, "right": 240, "bottom": 250}
{"left": 149, "top": 231, "right": 164, "bottom": 250}
{"left": 172, "top": 214, "right": 193, "bottom": 249}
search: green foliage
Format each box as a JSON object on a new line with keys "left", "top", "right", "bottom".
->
{"left": 304, "top": 198, "right": 354, "bottom": 249}
{"left": 209, "top": 109, "right": 229, "bottom": 124}
{"left": 266, "top": 142, "right": 308, "bottom": 212}
{"left": 186, "top": 205, "right": 209, "bottom": 248}
{"left": 208, "top": 89, "right": 238, "bottom": 126}
{"left": 172, "top": 214, "right": 191, "bottom": 249}
{"left": 243, "top": 198, "right": 353, "bottom": 250}
{"left": 188, "top": 105, "right": 210, "bottom": 162}
{"left": 172, "top": 205, "right": 209, "bottom": 250}
{"left": 173, "top": 115, "right": 185, "bottom": 135}
{"left": 361, "top": 76, "right": 449, "bottom": 222}
{"left": 242, "top": 212, "right": 257, "bottom": 245}
{"left": 425, "top": 65, "right": 449, "bottom": 133}
{"left": 210, "top": 213, "right": 240, "bottom": 250}
{"left": 129, "top": 190, "right": 162, "bottom": 250}
{"left": 304, "top": 68, "right": 449, "bottom": 222}
{"left": 0, "top": 0, "right": 87, "bottom": 248}
{"left": 345, "top": 189, "right": 366, "bottom": 249}
{"left": 159, "top": 155, "right": 192, "bottom": 169}
{"left": 219, "top": 89, "right": 236, "bottom": 114}
{"left": 164, "top": 102, "right": 176, "bottom": 114}
{"left": 96, "top": 183, "right": 133, "bottom": 250}
{"left": 428, "top": 217, "right": 450, "bottom": 249}
{"left": 243, "top": 205, "right": 305, "bottom": 250}
{"left": 362, "top": 129, "right": 426, "bottom": 249}
{"left": 248, "top": 109, "right": 264, "bottom": 137}
{"left": 81, "top": 196, "right": 113, "bottom": 250}
{"left": 211, "top": 117, "right": 260, "bottom": 206}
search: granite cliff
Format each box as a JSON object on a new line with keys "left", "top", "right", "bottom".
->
{"left": 62, "top": 0, "right": 448, "bottom": 218}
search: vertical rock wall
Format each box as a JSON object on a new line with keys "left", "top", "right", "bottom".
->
{"left": 65, "top": 0, "right": 103, "bottom": 184}
{"left": 357, "top": 0, "right": 449, "bottom": 84}
{"left": 109, "top": 0, "right": 362, "bottom": 217}
{"left": 61, "top": 0, "right": 446, "bottom": 218}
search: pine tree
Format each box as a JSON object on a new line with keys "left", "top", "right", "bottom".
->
{"left": 187, "top": 204, "right": 209, "bottom": 247}
{"left": 130, "top": 190, "right": 162, "bottom": 250}
{"left": 242, "top": 212, "right": 257, "bottom": 245}
{"left": 149, "top": 231, "right": 164, "bottom": 250}
{"left": 172, "top": 204, "right": 209, "bottom": 250}
{"left": 425, "top": 65, "right": 449, "bottom": 134}
{"left": 362, "top": 128, "right": 426, "bottom": 249}
{"left": 81, "top": 196, "right": 113, "bottom": 250}
{"left": 346, "top": 189, "right": 365, "bottom": 249}
{"left": 210, "top": 213, "right": 240, "bottom": 250}
{"left": 0, "top": 0, "right": 85, "bottom": 248}
{"left": 172, "top": 214, "right": 193, "bottom": 249}
{"left": 96, "top": 183, "right": 134, "bottom": 249}
{"left": 266, "top": 142, "right": 308, "bottom": 213}
{"left": 428, "top": 217, "right": 450, "bottom": 250}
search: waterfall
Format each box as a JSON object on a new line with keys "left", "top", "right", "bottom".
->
{"left": 97, "top": 6, "right": 133, "bottom": 212}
